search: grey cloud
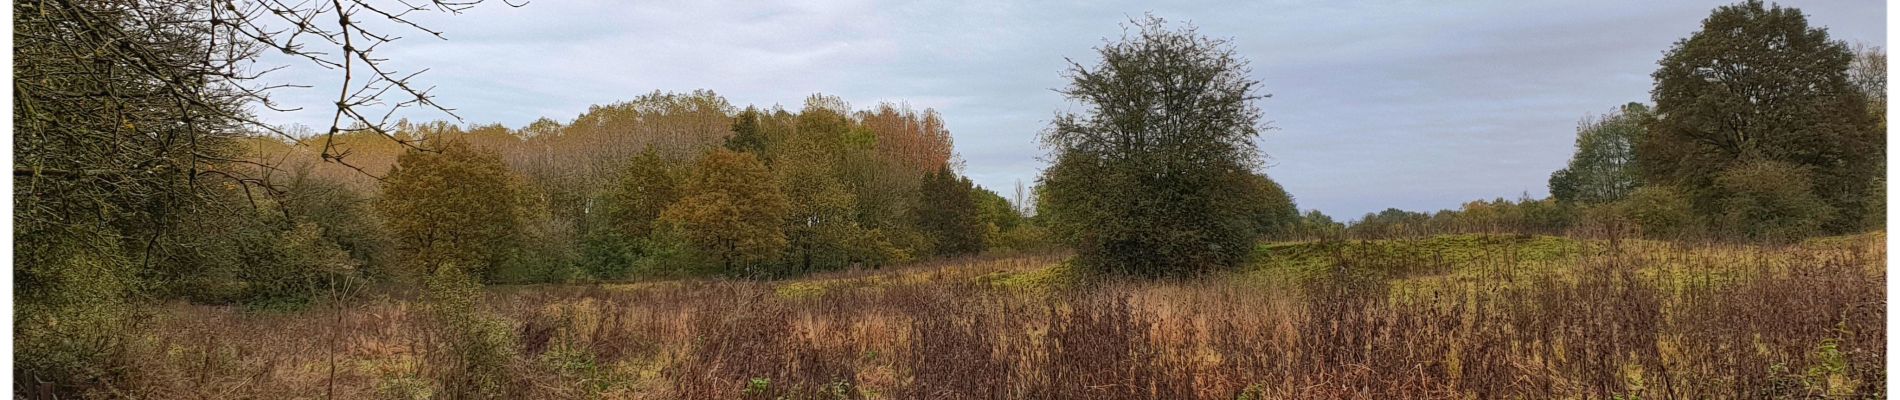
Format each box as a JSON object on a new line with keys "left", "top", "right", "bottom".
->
{"left": 254, "top": 0, "right": 1884, "bottom": 220}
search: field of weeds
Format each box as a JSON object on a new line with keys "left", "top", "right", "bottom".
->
{"left": 110, "top": 234, "right": 1884, "bottom": 399}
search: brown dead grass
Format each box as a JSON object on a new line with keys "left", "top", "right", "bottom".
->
{"left": 107, "top": 235, "right": 1883, "bottom": 399}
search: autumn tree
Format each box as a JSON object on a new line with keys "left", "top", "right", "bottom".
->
{"left": 377, "top": 139, "right": 529, "bottom": 281}
{"left": 1550, "top": 103, "right": 1651, "bottom": 205}
{"left": 660, "top": 149, "right": 790, "bottom": 276}
{"left": 1037, "top": 15, "right": 1269, "bottom": 275}
{"left": 1641, "top": 1, "right": 1882, "bottom": 234}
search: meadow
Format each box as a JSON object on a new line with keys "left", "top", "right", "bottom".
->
{"left": 103, "top": 232, "right": 1884, "bottom": 399}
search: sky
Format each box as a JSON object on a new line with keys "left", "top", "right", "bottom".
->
{"left": 259, "top": 0, "right": 1886, "bottom": 221}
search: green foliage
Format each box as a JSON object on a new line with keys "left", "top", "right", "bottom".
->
{"left": 1038, "top": 15, "right": 1269, "bottom": 276}
{"left": 974, "top": 186, "right": 1051, "bottom": 252}
{"left": 916, "top": 167, "right": 987, "bottom": 256}
{"left": 1713, "top": 161, "right": 1833, "bottom": 242}
{"left": 1238, "top": 173, "right": 1301, "bottom": 238}
{"left": 745, "top": 377, "right": 773, "bottom": 395}
{"left": 726, "top": 106, "right": 771, "bottom": 154}
{"left": 607, "top": 149, "right": 685, "bottom": 243}
{"left": 1351, "top": 208, "right": 1434, "bottom": 238}
{"left": 590, "top": 148, "right": 689, "bottom": 279}
{"left": 1292, "top": 210, "right": 1346, "bottom": 239}
{"left": 1641, "top": 0, "right": 1881, "bottom": 235}
{"left": 775, "top": 119, "right": 872, "bottom": 273}
{"left": 496, "top": 200, "right": 587, "bottom": 284}
{"left": 14, "top": 225, "right": 133, "bottom": 391}
{"left": 1339, "top": 195, "right": 1578, "bottom": 239}
{"left": 424, "top": 263, "right": 515, "bottom": 398}
{"left": 378, "top": 138, "right": 530, "bottom": 281}
{"left": 1550, "top": 103, "right": 1650, "bottom": 205}
{"left": 1608, "top": 185, "right": 1700, "bottom": 239}
{"left": 135, "top": 182, "right": 366, "bottom": 307}
{"left": 14, "top": 0, "right": 255, "bottom": 389}
{"left": 279, "top": 168, "right": 392, "bottom": 277}
{"left": 661, "top": 148, "right": 791, "bottom": 276}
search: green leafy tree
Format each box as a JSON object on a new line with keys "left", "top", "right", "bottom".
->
{"left": 1350, "top": 208, "right": 1434, "bottom": 238}
{"left": 726, "top": 106, "right": 770, "bottom": 154}
{"left": 1848, "top": 44, "right": 1886, "bottom": 229}
{"left": 377, "top": 139, "right": 529, "bottom": 281}
{"left": 1550, "top": 103, "right": 1651, "bottom": 205}
{"left": 974, "top": 188, "right": 1022, "bottom": 229}
{"left": 1037, "top": 15, "right": 1270, "bottom": 275}
{"left": 916, "top": 167, "right": 986, "bottom": 256}
{"left": 1238, "top": 173, "right": 1300, "bottom": 237}
{"left": 15, "top": 0, "right": 248, "bottom": 388}
{"left": 775, "top": 126, "right": 868, "bottom": 273}
{"left": 660, "top": 149, "right": 790, "bottom": 276}
{"left": 972, "top": 185, "right": 1030, "bottom": 249}
{"left": 589, "top": 148, "right": 686, "bottom": 278}
{"left": 1641, "top": 1, "right": 1881, "bottom": 234}
{"left": 1295, "top": 210, "right": 1345, "bottom": 239}
{"left": 606, "top": 149, "right": 685, "bottom": 242}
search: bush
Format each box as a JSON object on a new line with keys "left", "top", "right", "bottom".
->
{"left": 1611, "top": 185, "right": 1699, "bottom": 239}
{"left": 424, "top": 263, "right": 515, "bottom": 398}
{"left": 14, "top": 224, "right": 133, "bottom": 394}
{"left": 279, "top": 169, "right": 391, "bottom": 278}
{"left": 1711, "top": 161, "right": 1834, "bottom": 242}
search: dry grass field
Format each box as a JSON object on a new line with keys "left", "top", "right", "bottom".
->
{"left": 106, "top": 233, "right": 1884, "bottom": 399}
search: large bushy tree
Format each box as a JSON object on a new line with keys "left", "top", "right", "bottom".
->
{"left": 660, "top": 149, "right": 790, "bottom": 276}
{"left": 1037, "top": 15, "right": 1270, "bottom": 276}
{"left": 1641, "top": 0, "right": 1882, "bottom": 233}
{"left": 378, "top": 139, "right": 529, "bottom": 281}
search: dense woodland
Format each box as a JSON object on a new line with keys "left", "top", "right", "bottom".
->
{"left": 12, "top": 0, "right": 1887, "bottom": 397}
{"left": 241, "top": 94, "right": 1056, "bottom": 285}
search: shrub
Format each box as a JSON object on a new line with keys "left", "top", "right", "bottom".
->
{"left": 1712, "top": 160, "right": 1833, "bottom": 242}
{"left": 424, "top": 263, "right": 515, "bottom": 398}
{"left": 1612, "top": 185, "right": 1699, "bottom": 239}
{"left": 14, "top": 225, "right": 133, "bottom": 394}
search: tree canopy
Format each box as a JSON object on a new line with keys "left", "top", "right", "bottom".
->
{"left": 1550, "top": 103, "right": 1652, "bottom": 205}
{"left": 1640, "top": 0, "right": 1882, "bottom": 233}
{"left": 1038, "top": 15, "right": 1272, "bottom": 276}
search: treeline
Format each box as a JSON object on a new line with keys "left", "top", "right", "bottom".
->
{"left": 238, "top": 92, "right": 1055, "bottom": 286}
{"left": 1328, "top": 1, "right": 1886, "bottom": 242}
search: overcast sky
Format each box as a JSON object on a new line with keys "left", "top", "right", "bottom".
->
{"left": 261, "top": 0, "right": 1885, "bottom": 220}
